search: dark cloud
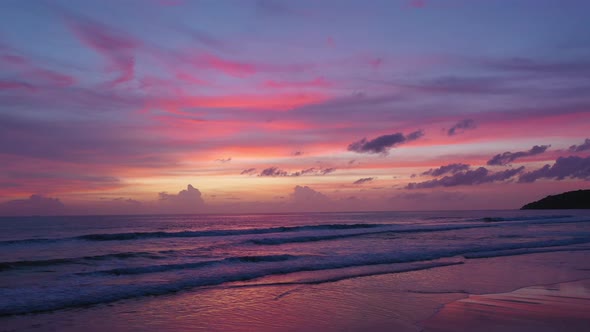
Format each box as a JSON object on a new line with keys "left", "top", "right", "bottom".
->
{"left": 447, "top": 119, "right": 476, "bottom": 136}
{"left": 0, "top": 194, "right": 65, "bottom": 216}
{"left": 215, "top": 157, "right": 231, "bottom": 163}
{"left": 158, "top": 184, "right": 205, "bottom": 208}
{"left": 259, "top": 167, "right": 289, "bottom": 177}
{"left": 348, "top": 130, "right": 423, "bottom": 154}
{"left": 518, "top": 156, "right": 590, "bottom": 183}
{"left": 255, "top": 167, "right": 335, "bottom": 177}
{"left": 407, "top": 167, "right": 524, "bottom": 189}
{"left": 321, "top": 168, "right": 336, "bottom": 175}
{"left": 353, "top": 177, "right": 374, "bottom": 185}
{"left": 487, "top": 145, "right": 550, "bottom": 166}
{"left": 292, "top": 151, "right": 303, "bottom": 156}
{"left": 569, "top": 138, "right": 590, "bottom": 152}
{"left": 422, "top": 163, "right": 470, "bottom": 177}
{"left": 290, "top": 168, "right": 315, "bottom": 176}
{"left": 240, "top": 168, "right": 257, "bottom": 175}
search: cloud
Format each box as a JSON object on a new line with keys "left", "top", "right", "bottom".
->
{"left": 182, "top": 28, "right": 233, "bottom": 53}
{"left": 447, "top": 119, "right": 476, "bottom": 136}
{"left": 264, "top": 77, "right": 331, "bottom": 89}
{"left": 256, "top": 0, "right": 306, "bottom": 17}
{"left": 484, "top": 57, "right": 590, "bottom": 77}
{"left": 240, "top": 168, "right": 257, "bottom": 175}
{"left": 569, "top": 138, "right": 590, "bottom": 152}
{"left": 422, "top": 163, "right": 470, "bottom": 177}
{"left": 192, "top": 53, "right": 256, "bottom": 78}
{"left": 290, "top": 168, "right": 317, "bottom": 177}
{"left": 0, "top": 52, "right": 75, "bottom": 88}
{"left": 518, "top": 156, "right": 590, "bottom": 183}
{"left": 290, "top": 185, "right": 330, "bottom": 208}
{"left": 157, "top": 0, "right": 185, "bottom": 6}
{"left": 320, "top": 168, "right": 336, "bottom": 175}
{"left": 259, "top": 167, "right": 288, "bottom": 177}
{"left": 348, "top": 130, "right": 424, "bottom": 154}
{"left": 353, "top": 177, "right": 374, "bottom": 185}
{"left": 407, "top": 166, "right": 524, "bottom": 189}
{"left": 257, "top": 167, "right": 336, "bottom": 177}
{"left": 0, "top": 194, "right": 65, "bottom": 216}
{"left": 215, "top": 157, "right": 232, "bottom": 163}
{"left": 397, "top": 76, "right": 510, "bottom": 96}
{"left": 158, "top": 184, "right": 205, "bottom": 211}
{"left": 64, "top": 12, "right": 139, "bottom": 86}
{"left": 408, "top": 0, "right": 427, "bottom": 8}
{"left": 292, "top": 151, "right": 303, "bottom": 156}
{"left": 396, "top": 191, "right": 467, "bottom": 202}
{"left": 487, "top": 145, "right": 550, "bottom": 166}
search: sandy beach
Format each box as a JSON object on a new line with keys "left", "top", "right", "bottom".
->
{"left": 423, "top": 279, "right": 590, "bottom": 332}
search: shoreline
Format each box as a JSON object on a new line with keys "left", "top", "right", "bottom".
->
{"left": 421, "top": 278, "right": 590, "bottom": 332}
{"left": 1, "top": 250, "right": 589, "bottom": 331}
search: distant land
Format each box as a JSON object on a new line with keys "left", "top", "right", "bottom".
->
{"left": 521, "top": 190, "right": 590, "bottom": 210}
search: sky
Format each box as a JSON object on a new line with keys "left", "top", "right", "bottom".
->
{"left": 0, "top": 0, "right": 589, "bottom": 215}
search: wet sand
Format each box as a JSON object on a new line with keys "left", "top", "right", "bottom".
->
{"left": 422, "top": 279, "right": 590, "bottom": 332}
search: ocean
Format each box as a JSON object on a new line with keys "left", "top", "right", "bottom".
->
{"left": 1, "top": 210, "right": 590, "bottom": 330}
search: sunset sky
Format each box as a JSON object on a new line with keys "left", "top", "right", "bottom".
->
{"left": 0, "top": 0, "right": 589, "bottom": 215}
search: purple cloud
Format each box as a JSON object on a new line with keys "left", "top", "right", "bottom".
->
{"left": 353, "top": 177, "right": 374, "bottom": 185}
{"left": 158, "top": 184, "right": 205, "bottom": 208}
{"left": 487, "top": 145, "right": 550, "bottom": 166}
{"left": 407, "top": 167, "right": 524, "bottom": 189}
{"left": 518, "top": 156, "right": 590, "bottom": 183}
{"left": 569, "top": 138, "right": 590, "bottom": 152}
{"left": 0, "top": 51, "right": 75, "bottom": 88}
{"left": 0, "top": 194, "right": 65, "bottom": 216}
{"left": 259, "top": 167, "right": 288, "bottom": 177}
{"left": 348, "top": 130, "right": 424, "bottom": 154}
{"left": 484, "top": 57, "right": 590, "bottom": 77}
{"left": 257, "top": 167, "right": 336, "bottom": 177}
{"left": 447, "top": 119, "right": 476, "bottom": 136}
{"left": 320, "top": 168, "right": 336, "bottom": 175}
{"left": 240, "top": 168, "right": 257, "bottom": 175}
{"left": 291, "top": 185, "right": 329, "bottom": 205}
{"left": 184, "top": 28, "right": 232, "bottom": 53}
{"left": 422, "top": 163, "right": 470, "bottom": 177}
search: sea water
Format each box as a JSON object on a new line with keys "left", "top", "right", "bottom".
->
{"left": 1, "top": 210, "right": 589, "bottom": 317}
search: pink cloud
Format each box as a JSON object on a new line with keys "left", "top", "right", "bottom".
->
{"left": 192, "top": 53, "right": 256, "bottom": 78}
{"left": 151, "top": 92, "right": 328, "bottom": 113}
{"left": 326, "top": 36, "right": 335, "bottom": 48}
{"left": 0, "top": 81, "right": 35, "bottom": 91}
{"left": 263, "top": 77, "right": 332, "bottom": 89}
{"left": 0, "top": 54, "right": 75, "bottom": 87}
{"left": 408, "top": 0, "right": 427, "bottom": 8}
{"left": 64, "top": 14, "right": 139, "bottom": 86}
